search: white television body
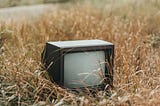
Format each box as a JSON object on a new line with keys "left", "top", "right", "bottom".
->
{"left": 42, "top": 40, "right": 114, "bottom": 90}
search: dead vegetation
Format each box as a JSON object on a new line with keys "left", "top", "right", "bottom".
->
{"left": 0, "top": 0, "right": 160, "bottom": 105}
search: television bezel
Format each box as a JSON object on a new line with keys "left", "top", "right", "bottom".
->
{"left": 59, "top": 45, "right": 114, "bottom": 90}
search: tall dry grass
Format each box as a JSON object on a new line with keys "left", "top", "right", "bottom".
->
{"left": 0, "top": 1, "right": 160, "bottom": 105}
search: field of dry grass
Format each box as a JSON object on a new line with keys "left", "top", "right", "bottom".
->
{"left": 0, "top": 0, "right": 160, "bottom": 105}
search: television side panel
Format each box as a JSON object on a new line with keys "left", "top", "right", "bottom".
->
{"left": 42, "top": 43, "right": 61, "bottom": 83}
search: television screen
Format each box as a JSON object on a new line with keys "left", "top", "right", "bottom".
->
{"left": 64, "top": 51, "right": 105, "bottom": 88}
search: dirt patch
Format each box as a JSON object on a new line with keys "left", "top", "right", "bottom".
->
{"left": 0, "top": 4, "right": 57, "bottom": 21}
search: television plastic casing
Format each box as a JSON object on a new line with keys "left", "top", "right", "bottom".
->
{"left": 42, "top": 40, "right": 114, "bottom": 91}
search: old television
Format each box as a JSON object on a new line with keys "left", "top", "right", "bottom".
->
{"left": 42, "top": 40, "right": 114, "bottom": 90}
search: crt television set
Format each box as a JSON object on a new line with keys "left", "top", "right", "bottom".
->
{"left": 42, "top": 40, "right": 114, "bottom": 90}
